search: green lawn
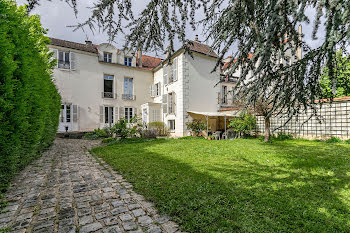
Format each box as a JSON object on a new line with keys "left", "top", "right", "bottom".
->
{"left": 92, "top": 138, "right": 350, "bottom": 232}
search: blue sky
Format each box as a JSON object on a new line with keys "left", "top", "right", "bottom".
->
{"left": 16, "top": 0, "right": 327, "bottom": 58}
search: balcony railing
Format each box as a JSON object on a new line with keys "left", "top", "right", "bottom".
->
{"left": 102, "top": 92, "right": 117, "bottom": 99}
{"left": 122, "top": 94, "right": 136, "bottom": 100}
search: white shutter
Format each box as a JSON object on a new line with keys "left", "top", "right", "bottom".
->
{"left": 114, "top": 107, "right": 118, "bottom": 123}
{"left": 173, "top": 58, "right": 178, "bottom": 81}
{"left": 119, "top": 107, "right": 125, "bottom": 120}
{"left": 150, "top": 85, "right": 155, "bottom": 97}
{"left": 174, "top": 92, "right": 177, "bottom": 115}
{"left": 134, "top": 108, "right": 138, "bottom": 117}
{"left": 70, "top": 52, "right": 76, "bottom": 70}
{"left": 72, "top": 105, "right": 78, "bottom": 123}
{"left": 162, "top": 94, "right": 168, "bottom": 114}
{"left": 163, "top": 65, "right": 168, "bottom": 85}
{"left": 100, "top": 106, "right": 104, "bottom": 123}
{"left": 50, "top": 48, "right": 58, "bottom": 68}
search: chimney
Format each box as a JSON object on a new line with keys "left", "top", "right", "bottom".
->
{"left": 137, "top": 49, "right": 142, "bottom": 68}
{"left": 194, "top": 35, "right": 199, "bottom": 42}
{"left": 297, "top": 24, "right": 302, "bottom": 60}
{"left": 85, "top": 40, "right": 92, "bottom": 45}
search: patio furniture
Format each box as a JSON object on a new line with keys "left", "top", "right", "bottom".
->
{"left": 222, "top": 132, "right": 228, "bottom": 140}
{"left": 214, "top": 131, "right": 221, "bottom": 140}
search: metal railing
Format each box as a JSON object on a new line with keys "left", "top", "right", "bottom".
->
{"left": 102, "top": 92, "right": 117, "bottom": 99}
{"left": 122, "top": 94, "right": 136, "bottom": 100}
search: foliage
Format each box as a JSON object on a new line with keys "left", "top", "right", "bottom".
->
{"left": 186, "top": 119, "right": 206, "bottom": 136}
{"left": 111, "top": 118, "right": 135, "bottom": 139}
{"left": 83, "top": 132, "right": 100, "bottom": 140}
{"left": 93, "top": 138, "right": 350, "bottom": 232}
{"left": 325, "top": 137, "right": 342, "bottom": 143}
{"left": 0, "top": 1, "right": 60, "bottom": 193}
{"left": 148, "top": 121, "right": 168, "bottom": 136}
{"left": 228, "top": 112, "right": 257, "bottom": 137}
{"left": 275, "top": 133, "right": 294, "bottom": 141}
{"left": 344, "top": 139, "right": 350, "bottom": 144}
{"left": 320, "top": 50, "right": 350, "bottom": 99}
{"left": 101, "top": 137, "right": 116, "bottom": 144}
{"left": 140, "top": 128, "right": 158, "bottom": 139}
{"left": 93, "top": 128, "right": 109, "bottom": 138}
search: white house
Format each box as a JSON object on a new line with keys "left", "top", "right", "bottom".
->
{"left": 49, "top": 37, "right": 221, "bottom": 137}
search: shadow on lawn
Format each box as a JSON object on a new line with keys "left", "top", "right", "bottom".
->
{"left": 94, "top": 139, "right": 350, "bottom": 232}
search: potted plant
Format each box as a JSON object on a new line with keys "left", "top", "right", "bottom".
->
{"left": 208, "top": 135, "right": 214, "bottom": 140}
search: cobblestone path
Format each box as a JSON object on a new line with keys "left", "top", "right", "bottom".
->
{"left": 0, "top": 139, "right": 180, "bottom": 233}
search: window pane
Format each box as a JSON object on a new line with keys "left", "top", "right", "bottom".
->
{"left": 104, "top": 79, "right": 113, "bottom": 93}
{"left": 124, "top": 57, "right": 128, "bottom": 65}
{"left": 65, "top": 52, "right": 70, "bottom": 62}
{"left": 110, "top": 107, "right": 114, "bottom": 123}
{"left": 125, "top": 108, "right": 128, "bottom": 121}
{"left": 59, "top": 51, "right": 64, "bottom": 61}
{"left": 105, "top": 107, "right": 109, "bottom": 123}
{"left": 66, "top": 105, "right": 71, "bottom": 122}
{"left": 128, "top": 57, "right": 132, "bottom": 66}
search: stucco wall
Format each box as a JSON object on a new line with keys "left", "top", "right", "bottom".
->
{"left": 50, "top": 45, "right": 153, "bottom": 132}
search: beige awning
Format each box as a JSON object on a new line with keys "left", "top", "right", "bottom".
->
{"left": 187, "top": 110, "right": 241, "bottom": 117}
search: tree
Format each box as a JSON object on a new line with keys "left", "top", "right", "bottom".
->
{"left": 0, "top": 0, "right": 61, "bottom": 192}
{"left": 26, "top": 0, "right": 350, "bottom": 138}
{"left": 320, "top": 50, "right": 350, "bottom": 99}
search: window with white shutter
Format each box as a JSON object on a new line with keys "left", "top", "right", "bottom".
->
{"left": 70, "top": 52, "right": 76, "bottom": 70}
{"left": 150, "top": 84, "right": 155, "bottom": 97}
{"left": 171, "top": 58, "right": 178, "bottom": 82}
{"left": 163, "top": 65, "right": 168, "bottom": 85}
{"left": 50, "top": 48, "right": 58, "bottom": 68}
{"left": 162, "top": 94, "right": 168, "bottom": 114}
{"left": 119, "top": 106, "right": 125, "bottom": 120}
{"left": 100, "top": 106, "right": 104, "bottom": 123}
{"left": 72, "top": 105, "right": 78, "bottom": 123}
{"left": 114, "top": 107, "right": 118, "bottom": 123}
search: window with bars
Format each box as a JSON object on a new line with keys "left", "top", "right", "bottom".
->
{"left": 58, "top": 51, "right": 70, "bottom": 69}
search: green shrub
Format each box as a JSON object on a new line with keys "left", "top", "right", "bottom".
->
{"left": 140, "top": 129, "right": 158, "bottom": 139}
{"left": 112, "top": 119, "right": 134, "bottom": 139}
{"left": 228, "top": 112, "right": 257, "bottom": 138}
{"left": 102, "top": 137, "right": 116, "bottom": 144}
{"left": 148, "top": 121, "right": 168, "bottom": 136}
{"left": 344, "top": 139, "right": 350, "bottom": 144}
{"left": 93, "top": 128, "right": 109, "bottom": 138}
{"left": 186, "top": 119, "right": 206, "bottom": 136}
{"left": 325, "top": 137, "right": 342, "bottom": 143}
{"left": 276, "top": 133, "right": 294, "bottom": 141}
{"left": 0, "top": 1, "right": 60, "bottom": 193}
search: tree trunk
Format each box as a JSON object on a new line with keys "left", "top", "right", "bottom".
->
{"left": 264, "top": 116, "right": 271, "bottom": 142}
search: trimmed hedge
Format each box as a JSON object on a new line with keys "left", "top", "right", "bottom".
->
{"left": 0, "top": 1, "right": 61, "bottom": 193}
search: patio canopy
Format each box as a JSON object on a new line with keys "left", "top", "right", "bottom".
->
{"left": 187, "top": 110, "right": 241, "bottom": 117}
{"left": 188, "top": 110, "right": 241, "bottom": 138}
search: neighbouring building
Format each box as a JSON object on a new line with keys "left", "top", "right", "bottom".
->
{"left": 49, "top": 36, "right": 220, "bottom": 137}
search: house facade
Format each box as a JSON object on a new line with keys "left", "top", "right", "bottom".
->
{"left": 49, "top": 37, "right": 220, "bottom": 137}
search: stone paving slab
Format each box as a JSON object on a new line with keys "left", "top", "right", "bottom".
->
{"left": 0, "top": 139, "right": 181, "bottom": 233}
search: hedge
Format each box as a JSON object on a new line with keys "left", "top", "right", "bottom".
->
{"left": 0, "top": 1, "right": 61, "bottom": 193}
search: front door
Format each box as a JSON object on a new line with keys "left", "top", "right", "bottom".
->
{"left": 59, "top": 104, "right": 72, "bottom": 132}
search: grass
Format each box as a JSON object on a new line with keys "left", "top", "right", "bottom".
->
{"left": 92, "top": 137, "right": 350, "bottom": 232}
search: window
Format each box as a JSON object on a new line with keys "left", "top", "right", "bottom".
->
{"left": 222, "top": 86, "right": 228, "bottom": 104}
{"left": 125, "top": 107, "right": 134, "bottom": 123}
{"left": 168, "top": 120, "right": 175, "bottom": 131}
{"left": 66, "top": 105, "right": 71, "bottom": 122}
{"left": 58, "top": 51, "right": 70, "bottom": 69}
{"left": 168, "top": 92, "right": 176, "bottom": 114}
{"left": 104, "top": 52, "right": 112, "bottom": 63}
{"left": 169, "top": 58, "right": 178, "bottom": 83}
{"left": 152, "top": 109, "right": 160, "bottom": 122}
{"left": 103, "top": 75, "right": 114, "bottom": 98}
{"left": 124, "top": 57, "right": 132, "bottom": 66}
{"left": 104, "top": 106, "right": 114, "bottom": 124}
{"left": 155, "top": 83, "right": 160, "bottom": 96}
{"left": 123, "top": 78, "right": 134, "bottom": 100}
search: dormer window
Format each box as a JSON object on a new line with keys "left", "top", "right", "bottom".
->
{"left": 104, "top": 52, "right": 112, "bottom": 63}
{"left": 124, "top": 57, "right": 132, "bottom": 66}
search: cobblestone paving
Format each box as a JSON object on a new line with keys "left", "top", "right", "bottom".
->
{"left": 0, "top": 139, "right": 181, "bottom": 233}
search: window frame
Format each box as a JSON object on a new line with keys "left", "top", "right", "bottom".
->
{"left": 168, "top": 120, "right": 175, "bottom": 132}
{"left": 124, "top": 107, "right": 134, "bottom": 123}
{"left": 104, "top": 106, "right": 114, "bottom": 124}
{"left": 104, "top": 52, "right": 112, "bottom": 63}
{"left": 124, "top": 57, "right": 132, "bottom": 66}
{"left": 58, "top": 50, "right": 70, "bottom": 69}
